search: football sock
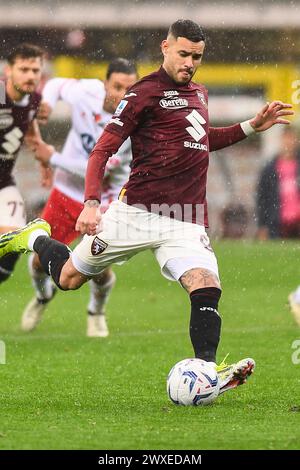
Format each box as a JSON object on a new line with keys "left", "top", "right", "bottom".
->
{"left": 88, "top": 271, "right": 116, "bottom": 315}
{"left": 33, "top": 236, "right": 71, "bottom": 290}
{"left": 0, "top": 253, "right": 20, "bottom": 283}
{"left": 189, "top": 287, "right": 222, "bottom": 363}
{"left": 28, "top": 253, "right": 53, "bottom": 300}
{"left": 28, "top": 229, "right": 50, "bottom": 251}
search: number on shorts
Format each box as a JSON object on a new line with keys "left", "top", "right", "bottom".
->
{"left": 7, "top": 200, "right": 25, "bottom": 219}
{"left": 200, "top": 234, "right": 213, "bottom": 252}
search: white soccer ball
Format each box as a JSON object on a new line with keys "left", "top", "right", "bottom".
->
{"left": 167, "top": 358, "right": 220, "bottom": 406}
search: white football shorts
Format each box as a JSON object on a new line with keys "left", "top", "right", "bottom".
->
{"left": 72, "top": 200, "right": 219, "bottom": 282}
{"left": 0, "top": 185, "right": 26, "bottom": 228}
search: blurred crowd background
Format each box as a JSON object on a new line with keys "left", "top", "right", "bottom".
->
{"left": 1, "top": 0, "right": 300, "bottom": 238}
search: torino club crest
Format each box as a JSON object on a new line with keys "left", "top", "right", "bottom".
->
{"left": 197, "top": 91, "right": 208, "bottom": 109}
{"left": 91, "top": 237, "right": 108, "bottom": 255}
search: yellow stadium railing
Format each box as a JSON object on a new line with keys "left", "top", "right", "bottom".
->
{"left": 53, "top": 57, "right": 300, "bottom": 115}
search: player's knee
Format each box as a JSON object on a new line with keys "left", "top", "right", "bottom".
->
{"left": 180, "top": 268, "right": 221, "bottom": 293}
{"left": 0, "top": 253, "right": 20, "bottom": 284}
{"left": 59, "top": 277, "right": 80, "bottom": 291}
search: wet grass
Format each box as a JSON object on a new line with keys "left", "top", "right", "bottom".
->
{"left": 0, "top": 240, "right": 299, "bottom": 449}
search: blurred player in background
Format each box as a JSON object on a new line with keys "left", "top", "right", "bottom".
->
{"left": 21, "top": 58, "right": 137, "bottom": 337}
{"left": 256, "top": 126, "right": 300, "bottom": 240}
{"left": 0, "top": 43, "right": 44, "bottom": 286}
{"left": 0, "top": 20, "right": 293, "bottom": 395}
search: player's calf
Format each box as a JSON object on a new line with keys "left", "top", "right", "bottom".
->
{"left": 33, "top": 236, "right": 86, "bottom": 290}
{"left": 180, "top": 268, "right": 222, "bottom": 363}
{"left": 189, "top": 286, "right": 222, "bottom": 363}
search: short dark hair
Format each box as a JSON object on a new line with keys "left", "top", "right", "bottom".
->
{"left": 168, "top": 19, "right": 206, "bottom": 43}
{"left": 106, "top": 58, "right": 137, "bottom": 80}
{"left": 7, "top": 43, "right": 44, "bottom": 65}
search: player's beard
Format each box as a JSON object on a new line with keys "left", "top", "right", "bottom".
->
{"left": 13, "top": 80, "right": 35, "bottom": 96}
{"left": 177, "top": 67, "right": 194, "bottom": 84}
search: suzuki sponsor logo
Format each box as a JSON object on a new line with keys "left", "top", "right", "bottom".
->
{"left": 159, "top": 97, "right": 188, "bottom": 109}
{"left": 1, "top": 127, "right": 23, "bottom": 154}
{"left": 183, "top": 110, "right": 207, "bottom": 151}
{"left": 184, "top": 141, "right": 207, "bottom": 151}
{"left": 0, "top": 153, "right": 15, "bottom": 160}
{"left": 185, "top": 109, "right": 206, "bottom": 142}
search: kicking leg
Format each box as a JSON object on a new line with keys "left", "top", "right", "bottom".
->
{"left": 32, "top": 235, "right": 88, "bottom": 290}
{"left": 0, "top": 219, "right": 88, "bottom": 290}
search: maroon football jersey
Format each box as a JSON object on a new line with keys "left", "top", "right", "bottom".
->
{"left": 0, "top": 82, "right": 41, "bottom": 190}
{"left": 85, "top": 66, "right": 246, "bottom": 225}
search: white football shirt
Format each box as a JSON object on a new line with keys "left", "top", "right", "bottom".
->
{"left": 43, "top": 78, "right": 132, "bottom": 205}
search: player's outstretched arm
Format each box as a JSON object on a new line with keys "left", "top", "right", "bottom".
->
{"left": 209, "top": 101, "right": 294, "bottom": 152}
{"left": 249, "top": 101, "right": 294, "bottom": 132}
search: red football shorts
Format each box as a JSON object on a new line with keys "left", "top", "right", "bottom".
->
{"left": 41, "top": 188, "right": 83, "bottom": 245}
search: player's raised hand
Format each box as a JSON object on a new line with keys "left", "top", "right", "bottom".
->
{"left": 76, "top": 201, "right": 102, "bottom": 236}
{"left": 249, "top": 101, "right": 294, "bottom": 132}
{"left": 37, "top": 102, "right": 52, "bottom": 125}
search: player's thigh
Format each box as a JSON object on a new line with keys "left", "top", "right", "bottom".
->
{"left": 0, "top": 185, "right": 26, "bottom": 231}
{"left": 71, "top": 232, "right": 141, "bottom": 277}
{"left": 41, "top": 188, "right": 82, "bottom": 245}
{"left": 71, "top": 203, "right": 157, "bottom": 277}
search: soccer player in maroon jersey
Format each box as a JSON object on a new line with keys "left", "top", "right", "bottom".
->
{"left": 0, "top": 43, "right": 45, "bottom": 284}
{"left": 0, "top": 20, "right": 294, "bottom": 395}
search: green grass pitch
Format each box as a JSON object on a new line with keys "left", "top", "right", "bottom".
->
{"left": 0, "top": 240, "right": 300, "bottom": 450}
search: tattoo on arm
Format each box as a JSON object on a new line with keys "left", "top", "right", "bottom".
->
{"left": 84, "top": 200, "right": 100, "bottom": 208}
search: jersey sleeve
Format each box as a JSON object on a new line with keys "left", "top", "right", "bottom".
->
{"left": 84, "top": 130, "right": 125, "bottom": 202}
{"left": 104, "top": 81, "right": 153, "bottom": 140}
{"left": 84, "top": 81, "right": 152, "bottom": 202}
{"left": 50, "top": 151, "right": 87, "bottom": 178}
{"left": 42, "top": 78, "right": 81, "bottom": 108}
{"left": 208, "top": 124, "right": 247, "bottom": 151}
{"left": 104, "top": 138, "right": 131, "bottom": 177}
